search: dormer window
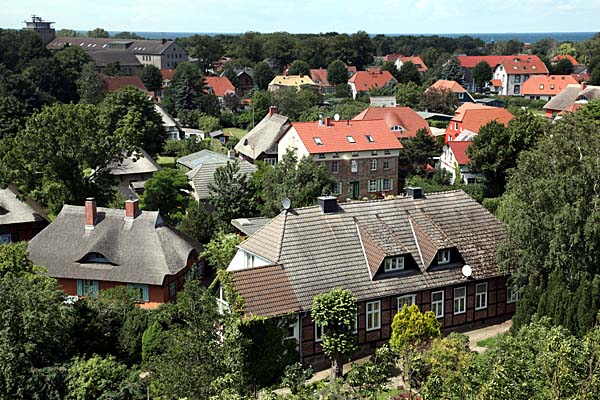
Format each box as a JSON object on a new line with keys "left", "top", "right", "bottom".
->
{"left": 0, "top": 206, "right": 7, "bottom": 215}
{"left": 539, "top": 84, "right": 544, "bottom": 90}
{"left": 384, "top": 256, "right": 404, "bottom": 272}
{"left": 437, "top": 249, "right": 451, "bottom": 264}
{"left": 80, "top": 252, "right": 112, "bottom": 264}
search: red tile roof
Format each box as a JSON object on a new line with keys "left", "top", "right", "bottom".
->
{"left": 309, "top": 68, "right": 331, "bottom": 87}
{"left": 451, "top": 103, "right": 514, "bottom": 133}
{"left": 522, "top": 75, "right": 578, "bottom": 96}
{"left": 348, "top": 70, "right": 396, "bottom": 91}
{"left": 291, "top": 119, "right": 403, "bottom": 154}
{"left": 352, "top": 106, "right": 432, "bottom": 139}
{"left": 102, "top": 75, "right": 147, "bottom": 93}
{"left": 571, "top": 72, "right": 590, "bottom": 83}
{"left": 204, "top": 76, "right": 235, "bottom": 98}
{"left": 449, "top": 141, "right": 472, "bottom": 165}
{"left": 456, "top": 55, "right": 509, "bottom": 69}
{"left": 552, "top": 54, "right": 579, "bottom": 66}
{"left": 383, "top": 53, "right": 402, "bottom": 62}
{"left": 491, "top": 79, "right": 503, "bottom": 87}
{"left": 501, "top": 55, "right": 549, "bottom": 75}
{"left": 161, "top": 69, "right": 175, "bottom": 81}
{"left": 399, "top": 56, "right": 428, "bottom": 72}
{"left": 429, "top": 79, "right": 467, "bottom": 93}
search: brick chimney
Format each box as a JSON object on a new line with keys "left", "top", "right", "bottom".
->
{"left": 325, "top": 116, "right": 331, "bottom": 127}
{"left": 268, "top": 106, "right": 278, "bottom": 117}
{"left": 125, "top": 198, "right": 140, "bottom": 219}
{"left": 581, "top": 82, "right": 587, "bottom": 90}
{"left": 85, "top": 198, "right": 97, "bottom": 229}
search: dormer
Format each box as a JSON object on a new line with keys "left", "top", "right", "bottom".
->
{"left": 78, "top": 252, "right": 116, "bottom": 265}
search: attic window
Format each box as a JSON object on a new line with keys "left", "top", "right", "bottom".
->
{"left": 346, "top": 136, "right": 356, "bottom": 143}
{"left": 550, "top": 85, "right": 555, "bottom": 90}
{"left": 532, "top": 66, "right": 537, "bottom": 70}
{"left": 391, "top": 125, "right": 405, "bottom": 132}
{"left": 437, "top": 249, "right": 451, "bottom": 265}
{"left": 539, "top": 84, "right": 544, "bottom": 90}
{"left": 384, "top": 257, "right": 404, "bottom": 272}
{"left": 80, "top": 252, "right": 112, "bottom": 264}
{"left": 365, "top": 135, "right": 375, "bottom": 143}
{"left": 0, "top": 206, "right": 7, "bottom": 216}
{"left": 314, "top": 137, "right": 323, "bottom": 145}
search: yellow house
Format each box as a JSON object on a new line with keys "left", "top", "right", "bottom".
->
{"left": 268, "top": 75, "right": 317, "bottom": 92}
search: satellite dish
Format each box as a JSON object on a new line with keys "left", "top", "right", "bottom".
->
{"left": 334, "top": 113, "right": 340, "bottom": 121}
{"left": 462, "top": 264, "right": 472, "bottom": 278}
{"left": 282, "top": 197, "right": 292, "bottom": 210}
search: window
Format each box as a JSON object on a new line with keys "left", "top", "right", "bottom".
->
{"left": 454, "top": 122, "right": 458, "bottom": 130}
{"left": 458, "top": 92, "right": 464, "bottom": 99}
{"left": 77, "top": 279, "right": 99, "bottom": 297}
{"left": 285, "top": 318, "right": 299, "bottom": 340}
{"left": 351, "top": 160, "right": 358, "bottom": 173}
{"left": 0, "top": 234, "right": 11, "bottom": 245}
{"left": 550, "top": 84, "right": 555, "bottom": 90}
{"left": 383, "top": 159, "right": 390, "bottom": 170}
{"left": 384, "top": 149, "right": 391, "bottom": 155}
{"left": 370, "top": 159, "right": 377, "bottom": 170}
{"left": 346, "top": 136, "right": 356, "bottom": 143}
{"left": 83, "top": 252, "right": 111, "bottom": 263}
{"left": 332, "top": 152, "right": 339, "bottom": 158}
{"left": 169, "top": 281, "right": 177, "bottom": 299}
{"left": 382, "top": 178, "right": 393, "bottom": 191}
{"left": 365, "top": 135, "right": 375, "bottom": 142}
{"left": 515, "top": 75, "right": 521, "bottom": 83}
{"left": 352, "top": 151, "right": 359, "bottom": 157}
{"left": 331, "top": 161, "right": 338, "bottom": 173}
{"left": 514, "top": 84, "right": 521, "bottom": 95}
{"left": 366, "top": 300, "right": 381, "bottom": 331}
{"left": 397, "top": 294, "right": 416, "bottom": 310}
{"left": 313, "top": 137, "right": 323, "bottom": 145}
{"left": 245, "top": 252, "right": 255, "bottom": 269}
{"left": 454, "top": 287, "right": 466, "bottom": 314}
{"left": 315, "top": 322, "right": 324, "bottom": 342}
{"left": 437, "top": 249, "right": 451, "bottom": 264}
{"left": 318, "top": 153, "right": 325, "bottom": 159}
{"left": 539, "top": 84, "right": 544, "bottom": 90}
{"left": 431, "top": 291, "right": 444, "bottom": 318}
{"left": 334, "top": 181, "right": 343, "bottom": 195}
{"left": 384, "top": 256, "right": 404, "bottom": 272}
{"left": 216, "top": 285, "right": 229, "bottom": 314}
{"left": 371, "top": 150, "right": 378, "bottom": 156}
{"left": 128, "top": 284, "right": 150, "bottom": 302}
{"left": 475, "top": 282, "right": 488, "bottom": 310}
{"left": 368, "top": 179, "right": 378, "bottom": 192}
{"left": 263, "top": 158, "right": 277, "bottom": 166}
{"left": 507, "top": 285, "right": 519, "bottom": 304}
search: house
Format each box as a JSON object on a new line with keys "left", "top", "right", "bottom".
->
{"left": 492, "top": 55, "right": 549, "bottom": 96}
{"left": 445, "top": 103, "right": 514, "bottom": 143}
{"left": 543, "top": 83, "right": 600, "bottom": 118}
{"left": 456, "top": 55, "right": 508, "bottom": 92}
{"left": 521, "top": 75, "right": 578, "bottom": 101}
{"left": 0, "top": 185, "right": 49, "bottom": 243}
{"left": 475, "top": 98, "right": 505, "bottom": 108}
{"left": 106, "top": 148, "right": 161, "bottom": 199}
{"left": 225, "top": 190, "right": 514, "bottom": 369}
{"left": 155, "top": 104, "right": 183, "bottom": 141}
{"left": 47, "top": 37, "right": 188, "bottom": 73}
{"left": 224, "top": 67, "right": 254, "bottom": 97}
{"left": 102, "top": 75, "right": 147, "bottom": 94}
{"left": 369, "top": 96, "right": 397, "bottom": 108}
{"left": 235, "top": 107, "right": 291, "bottom": 165}
{"left": 310, "top": 69, "right": 335, "bottom": 95}
{"left": 161, "top": 68, "right": 176, "bottom": 86}
{"left": 352, "top": 106, "right": 432, "bottom": 139}
{"left": 277, "top": 118, "right": 403, "bottom": 200}
{"left": 91, "top": 52, "right": 145, "bottom": 75}
{"left": 427, "top": 80, "right": 475, "bottom": 103}
{"left": 231, "top": 217, "right": 273, "bottom": 238}
{"left": 28, "top": 198, "right": 203, "bottom": 308}
{"left": 268, "top": 75, "right": 317, "bottom": 92}
{"left": 208, "top": 130, "right": 233, "bottom": 145}
{"left": 180, "top": 150, "right": 257, "bottom": 201}
{"left": 383, "top": 54, "right": 428, "bottom": 74}
{"left": 348, "top": 68, "right": 397, "bottom": 99}
{"left": 204, "top": 76, "right": 236, "bottom": 103}
{"left": 439, "top": 141, "right": 481, "bottom": 184}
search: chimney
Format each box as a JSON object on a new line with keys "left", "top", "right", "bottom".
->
{"left": 125, "top": 198, "right": 140, "bottom": 219}
{"left": 325, "top": 116, "right": 331, "bottom": 127}
{"left": 268, "top": 106, "right": 278, "bottom": 117}
{"left": 85, "top": 198, "right": 97, "bottom": 229}
{"left": 581, "top": 82, "right": 587, "bottom": 90}
{"left": 161, "top": 38, "right": 167, "bottom": 44}
{"left": 318, "top": 196, "right": 338, "bottom": 214}
{"left": 227, "top": 149, "right": 236, "bottom": 159}
{"left": 406, "top": 187, "right": 423, "bottom": 199}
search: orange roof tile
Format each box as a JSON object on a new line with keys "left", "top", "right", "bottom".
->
{"left": 204, "top": 76, "right": 235, "bottom": 97}
{"left": 451, "top": 103, "right": 514, "bottom": 133}
{"left": 102, "top": 75, "right": 147, "bottom": 93}
{"left": 448, "top": 141, "right": 472, "bottom": 165}
{"left": 456, "top": 55, "right": 509, "bottom": 69}
{"left": 491, "top": 79, "right": 503, "bottom": 87}
{"left": 383, "top": 53, "right": 402, "bottom": 62}
{"left": 352, "top": 107, "right": 432, "bottom": 139}
{"left": 291, "top": 120, "right": 403, "bottom": 154}
{"left": 161, "top": 68, "right": 175, "bottom": 81}
{"left": 500, "top": 55, "right": 549, "bottom": 75}
{"left": 429, "top": 79, "right": 467, "bottom": 93}
{"left": 398, "top": 56, "right": 428, "bottom": 72}
{"left": 551, "top": 54, "right": 579, "bottom": 66}
{"left": 522, "top": 75, "right": 578, "bottom": 96}
{"left": 309, "top": 68, "right": 331, "bottom": 87}
{"left": 348, "top": 70, "right": 396, "bottom": 91}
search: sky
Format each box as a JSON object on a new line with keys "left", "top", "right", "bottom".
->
{"left": 2, "top": 0, "right": 599, "bottom": 34}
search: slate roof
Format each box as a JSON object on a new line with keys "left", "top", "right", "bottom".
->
{"left": 107, "top": 148, "right": 161, "bottom": 176}
{"left": 28, "top": 206, "right": 201, "bottom": 285}
{"left": 235, "top": 113, "right": 291, "bottom": 160}
{"left": 231, "top": 190, "right": 506, "bottom": 315}
{"left": 352, "top": 106, "right": 432, "bottom": 139}
{"left": 47, "top": 37, "right": 178, "bottom": 55}
{"left": 88, "top": 51, "right": 142, "bottom": 67}
{"left": 522, "top": 75, "right": 578, "bottom": 96}
{"left": 0, "top": 185, "right": 49, "bottom": 226}
{"left": 231, "top": 217, "right": 273, "bottom": 236}
{"left": 103, "top": 75, "right": 147, "bottom": 92}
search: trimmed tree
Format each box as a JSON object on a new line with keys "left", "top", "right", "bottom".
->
{"left": 253, "top": 61, "right": 275, "bottom": 90}
{"left": 311, "top": 288, "right": 357, "bottom": 382}
{"left": 139, "top": 64, "right": 163, "bottom": 92}
{"left": 327, "top": 60, "right": 349, "bottom": 86}
{"left": 472, "top": 61, "right": 493, "bottom": 92}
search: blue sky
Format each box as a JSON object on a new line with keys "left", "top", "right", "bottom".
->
{"left": 2, "top": 0, "right": 599, "bottom": 34}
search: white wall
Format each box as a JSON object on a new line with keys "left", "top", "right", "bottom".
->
{"left": 277, "top": 127, "right": 310, "bottom": 161}
{"left": 228, "top": 249, "right": 272, "bottom": 271}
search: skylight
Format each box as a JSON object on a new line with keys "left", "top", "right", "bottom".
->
{"left": 365, "top": 135, "right": 375, "bottom": 143}
{"left": 346, "top": 136, "right": 356, "bottom": 143}
{"left": 313, "top": 137, "right": 323, "bottom": 145}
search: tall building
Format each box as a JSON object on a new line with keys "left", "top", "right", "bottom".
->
{"left": 23, "top": 15, "right": 56, "bottom": 44}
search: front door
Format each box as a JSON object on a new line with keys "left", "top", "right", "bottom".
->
{"left": 349, "top": 181, "right": 360, "bottom": 200}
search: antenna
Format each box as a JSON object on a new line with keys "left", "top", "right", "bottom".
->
{"left": 334, "top": 113, "right": 340, "bottom": 121}
{"left": 282, "top": 197, "right": 292, "bottom": 211}
{"left": 461, "top": 264, "right": 472, "bottom": 279}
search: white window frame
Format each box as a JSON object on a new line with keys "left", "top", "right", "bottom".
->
{"left": 351, "top": 159, "right": 358, "bottom": 173}
{"left": 285, "top": 317, "right": 299, "bottom": 341}
{"left": 366, "top": 300, "right": 381, "bottom": 331}
{"left": 431, "top": 290, "right": 444, "bottom": 318}
{"left": 507, "top": 284, "right": 519, "bottom": 304}
{"left": 437, "top": 249, "right": 451, "bottom": 264}
{"left": 370, "top": 159, "right": 377, "bottom": 170}
{"left": 315, "top": 322, "right": 324, "bottom": 342}
{"left": 244, "top": 252, "right": 255, "bottom": 269}
{"left": 383, "top": 159, "right": 390, "bottom": 170}
{"left": 368, "top": 179, "right": 378, "bottom": 192}
{"left": 453, "top": 287, "right": 466, "bottom": 315}
{"left": 384, "top": 257, "right": 404, "bottom": 272}
{"left": 475, "top": 282, "right": 488, "bottom": 310}
{"left": 397, "top": 294, "right": 416, "bottom": 310}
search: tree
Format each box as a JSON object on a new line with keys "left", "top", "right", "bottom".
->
{"left": 202, "top": 231, "right": 241, "bottom": 271}
{"left": 77, "top": 63, "right": 106, "bottom": 104}
{"left": 208, "top": 161, "right": 255, "bottom": 227}
{"left": 399, "top": 128, "right": 439, "bottom": 175}
{"left": 198, "top": 114, "right": 221, "bottom": 133}
{"left": 262, "top": 33, "right": 296, "bottom": 71}
{"left": 138, "top": 64, "right": 163, "bottom": 92}
{"left": 253, "top": 61, "right": 275, "bottom": 90}
{"left": 87, "top": 28, "right": 110, "bottom": 38}
{"left": 420, "top": 87, "right": 458, "bottom": 114}
{"left": 346, "top": 345, "right": 395, "bottom": 398}
{"left": 491, "top": 39, "right": 523, "bottom": 55}
{"left": 390, "top": 304, "right": 441, "bottom": 398}
{"left": 440, "top": 57, "right": 464, "bottom": 84}
{"left": 164, "top": 62, "right": 206, "bottom": 114}
{"left": 472, "top": 60, "right": 493, "bottom": 91}
{"left": 395, "top": 82, "right": 423, "bottom": 108}
{"left": 311, "top": 288, "right": 357, "bottom": 381}
{"left": 178, "top": 202, "right": 216, "bottom": 244}
{"left": 22, "top": 57, "right": 79, "bottom": 103}
{"left": 140, "top": 168, "right": 191, "bottom": 224}
{"left": 287, "top": 60, "right": 310, "bottom": 76}
{"left": 112, "top": 31, "right": 144, "bottom": 40}
{"left": 398, "top": 61, "right": 421, "bottom": 84}
{"left": 552, "top": 58, "right": 575, "bottom": 75}
{"left": 184, "top": 35, "right": 224, "bottom": 73}
{"left": 327, "top": 60, "right": 349, "bottom": 86}
{"left": 348, "top": 31, "right": 375, "bottom": 70}
{"left": 56, "top": 29, "right": 80, "bottom": 37}
{"left": 0, "top": 95, "right": 28, "bottom": 138}
{"left": 66, "top": 355, "right": 132, "bottom": 400}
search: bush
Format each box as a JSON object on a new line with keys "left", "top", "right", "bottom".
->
{"left": 482, "top": 197, "right": 502, "bottom": 215}
{"left": 281, "top": 362, "right": 313, "bottom": 395}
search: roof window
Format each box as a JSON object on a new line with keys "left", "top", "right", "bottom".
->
{"left": 346, "top": 136, "right": 356, "bottom": 143}
{"left": 365, "top": 135, "right": 375, "bottom": 142}
{"left": 314, "top": 137, "right": 323, "bottom": 145}
{"left": 539, "top": 84, "right": 544, "bottom": 90}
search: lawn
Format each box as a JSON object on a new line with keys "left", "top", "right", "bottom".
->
{"left": 476, "top": 337, "right": 498, "bottom": 348}
{"left": 223, "top": 127, "right": 249, "bottom": 140}
{"left": 157, "top": 156, "right": 175, "bottom": 167}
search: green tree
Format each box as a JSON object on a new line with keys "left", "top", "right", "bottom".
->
{"left": 66, "top": 355, "right": 131, "bottom": 400}
{"left": 399, "top": 128, "right": 439, "bottom": 175}
{"left": 198, "top": 114, "right": 221, "bottom": 133}
{"left": 208, "top": 161, "right": 255, "bottom": 227}
{"left": 348, "top": 31, "right": 375, "bottom": 70}
{"left": 398, "top": 61, "right": 421, "bottom": 84}
{"left": 184, "top": 35, "right": 224, "bottom": 73}
{"left": 472, "top": 60, "right": 493, "bottom": 91}
{"left": 140, "top": 168, "right": 191, "bottom": 224}
{"left": 178, "top": 201, "right": 216, "bottom": 244}
{"left": 77, "top": 62, "right": 106, "bottom": 104}
{"left": 253, "top": 61, "right": 275, "bottom": 90}
{"left": 23, "top": 56, "right": 79, "bottom": 103}
{"left": 287, "top": 60, "right": 310, "bottom": 76}
{"left": 56, "top": 29, "right": 80, "bottom": 37}
{"left": 202, "top": 231, "right": 241, "bottom": 271}
{"left": 262, "top": 33, "right": 296, "bottom": 71}
{"left": 420, "top": 87, "right": 458, "bottom": 114}
{"left": 112, "top": 31, "right": 144, "bottom": 39}
{"left": 346, "top": 345, "right": 395, "bottom": 398}
{"left": 552, "top": 58, "right": 575, "bottom": 75}
{"left": 327, "top": 59, "right": 349, "bottom": 86}
{"left": 138, "top": 64, "right": 163, "bottom": 92}
{"left": 87, "top": 28, "right": 110, "bottom": 38}
{"left": 164, "top": 62, "right": 206, "bottom": 114}
{"left": 440, "top": 57, "right": 464, "bottom": 84}
{"left": 311, "top": 288, "right": 358, "bottom": 381}
{"left": 395, "top": 81, "right": 423, "bottom": 108}
{"left": 0, "top": 95, "right": 28, "bottom": 138}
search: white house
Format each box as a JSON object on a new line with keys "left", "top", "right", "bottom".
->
{"left": 492, "top": 56, "right": 549, "bottom": 96}
{"left": 439, "top": 141, "right": 481, "bottom": 185}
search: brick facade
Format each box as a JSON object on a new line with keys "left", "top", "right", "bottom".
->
{"left": 0, "top": 221, "right": 48, "bottom": 243}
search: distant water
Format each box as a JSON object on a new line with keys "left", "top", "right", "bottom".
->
{"left": 103, "top": 31, "right": 596, "bottom": 43}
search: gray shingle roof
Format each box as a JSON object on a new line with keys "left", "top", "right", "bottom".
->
{"left": 177, "top": 149, "right": 232, "bottom": 170}
{"left": 0, "top": 185, "right": 49, "bottom": 225}
{"left": 232, "top": 190, "right": 505, "bottom": 316}
{"left": 186, "top": 158, "right": 257, "bottom": 200}
{"left": 87, "top": 51, "right": 141, "bottom": 67}
{"left": 107, "top": 148, "right": 161, "bottom": 176}
{"left": 234, "top": 113, "right": 290, "bottom": 160}
{"left": 28, "top": 205, "right": 201, "bottom": 285}
{"left": 231, "top": 217, "right": 273, "bottom": 236}
{"left": 47, "top": 37, "right": 177, "bottom": 55}
{"left": 544, "top": 84, "right": 600, "bottom": 111}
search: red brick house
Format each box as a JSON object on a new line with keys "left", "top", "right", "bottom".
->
{"left": 0, "top": 185, "right": 49, "bottom": 243}
{"left": 28, "top": 198, "right": 204, "bottom": 309}
{"left": 226, "top": 190, "right": 515, "bottom": 369}
{"left": 445, "top": 103, "right": 514, "bottom": 143}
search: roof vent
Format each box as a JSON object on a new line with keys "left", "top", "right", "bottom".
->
{"left": 406, "top": 187, "right": 423, "bottom": 199}
{"left": 318, "top": 196, "right": 338, "bottom": 214}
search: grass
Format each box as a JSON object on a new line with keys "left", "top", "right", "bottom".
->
{"left": 223, "top": 127, "right": 249, "bottom": 140}
{"left": 157, "top": 156, "right": 175, "bottom": 167}
{"left": 476, "top": 337, "right": 498, "bottom": 348}
{"left": 376, "top": 387, "right": 403, "bottom": 399}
